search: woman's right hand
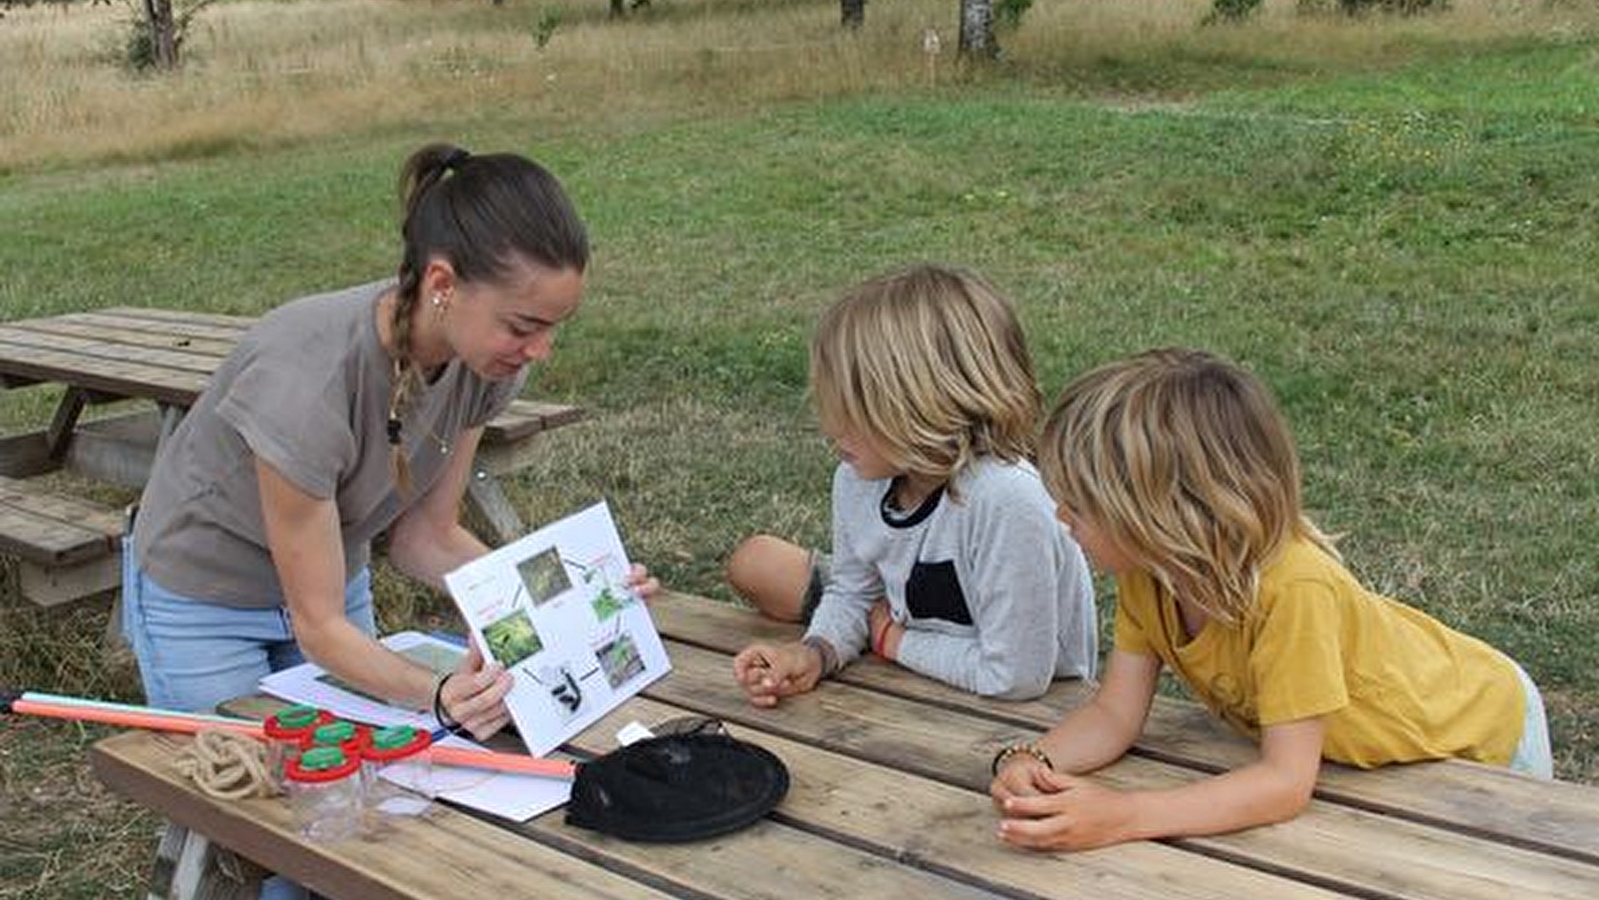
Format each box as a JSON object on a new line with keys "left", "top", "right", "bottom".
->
{"left": 439, "top": 643, "right": 515, "bottom": 740}
{"left": 732, "top": 641, "right": 823, "bottom": 707}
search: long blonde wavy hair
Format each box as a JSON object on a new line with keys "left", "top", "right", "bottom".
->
{"left": 809, "top": 264, "right": 1042, "bottom": 493}
{"left": 1040, "top": 348, "right": 1336, "bottom": 625}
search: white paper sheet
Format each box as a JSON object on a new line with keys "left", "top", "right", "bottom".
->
{"left": 259, "top": 631, "right": 571, "bottom": 821}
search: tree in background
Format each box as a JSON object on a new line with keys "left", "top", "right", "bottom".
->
{"left": 131, "top": 0, "right": 216, "bottom": 70}
{"left": 959, "top": 0, "right": 996, "bottom": 58}
{"left": 841, "top": 0, "right": 864, "bottom": 29}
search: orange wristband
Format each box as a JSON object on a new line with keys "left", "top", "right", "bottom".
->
{"left": 870, "top": 619, "right": 890, "bottom": 657}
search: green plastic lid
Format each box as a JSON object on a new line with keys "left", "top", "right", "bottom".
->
{"left": 310, "top": 720, "right": 357, "bottom": 745}
{"left": 273, "top": 705, "right": 320, "bottom": 729}
{"left": 371, "top": 726, "right": 418, "bottom": 751}
{"left": 300, "top": 746, "right": 348, "bottom": 771}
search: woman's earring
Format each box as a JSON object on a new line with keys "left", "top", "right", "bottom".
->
{"left": 431, "top": 292, "right": 447, "bottom": 314}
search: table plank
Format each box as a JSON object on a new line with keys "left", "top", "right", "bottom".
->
{"left": 97, "top": 305, "right": 256, "bottom": 331}
{"left": 0, "top": 475, "right": 122, "bottom": 564}
{"left": 2, "top": 317, "right": 238, "bottom": 358}
{"left": 0, "top": 337, "right": 206, "bottom": 405}
{"left": 563, "top": 695, "right": 1350, "bottom": 900}
{"left": 649, "top": 591, "right": 1599, "bottom": 865}
{"left": 642, "top": 632, "right": 1599, "bottom": 900}
{"left": 0, "top": 324, "right": 224, "bottom": 376}
{"left": 91, "top": 732, "right": 675, "bottom": 900}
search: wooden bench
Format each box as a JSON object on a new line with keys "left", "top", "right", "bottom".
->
{"left": 0, "top": 474, "right": 126, "bottom": 606}
{"left": 0, "top": 399, "right": 585, "bottom": 607}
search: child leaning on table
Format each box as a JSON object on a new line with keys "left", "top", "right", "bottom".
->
{"left": 729, "top": 264, "right": 1098, "bottom": 703}
{"left": 990, "top": 348, "right": 1554, "bottom": 852}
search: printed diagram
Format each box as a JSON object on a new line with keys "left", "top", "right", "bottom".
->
{"left": 517, "top": 547, "right": 573, "bottom": 607}
{"left": 482, "top": 602, "right": 545, "bottom": 668}
{"left": 443, "top": 501, "right": 672, "bottom": 757}
{"left": 531, "top": 663, "right": 587, "bottom": 723}
{"left": 595, "top": 631, "right": 646, "bottom": 689}
{"left": 564, "top": 551, "right": 638, "bottom": 621}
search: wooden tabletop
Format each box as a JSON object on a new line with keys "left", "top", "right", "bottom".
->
{"left": 0, "top": 303, "right": 581, "bottom": 448}
{"left": 92, "top": 592, "right": 1599, "bottom": 900}
{"left": 0, "top": 306, "right": 248, "bottom": 406}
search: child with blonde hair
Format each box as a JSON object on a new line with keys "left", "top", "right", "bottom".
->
{"left": 729, "top": 264, "right": 1098, "bottom": 703}
{"left": 991, "top": 348, "right": 1551, "bottom": 852}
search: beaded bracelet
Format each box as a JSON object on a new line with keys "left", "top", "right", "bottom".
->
{"left": 990, "top": 740, "right": 1054, "bottom": 776}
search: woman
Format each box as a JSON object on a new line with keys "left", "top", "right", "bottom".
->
{"left": 123, "top": 142, "right": 656, "bottom": 743}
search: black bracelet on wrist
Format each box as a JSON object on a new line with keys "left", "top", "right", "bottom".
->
{"left": 432, "top": 672, "right": 467, "bottom": 736}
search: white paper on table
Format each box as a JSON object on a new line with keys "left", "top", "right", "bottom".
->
{"left": 259, "top": 632, "right": 571, "bottom": 821}
{"left": 377, "top": 733, "right": 570, "bottom": 821}
{"left": 260, "top": 631, "right": 456, "bottom": 732}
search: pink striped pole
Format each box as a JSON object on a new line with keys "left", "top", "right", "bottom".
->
{"left": 4, "top": 690, "right": 574, "bottom": 779}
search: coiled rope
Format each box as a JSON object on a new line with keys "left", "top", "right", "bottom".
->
{"left": 173, "top": 729, "right": 278, "bottom": 800}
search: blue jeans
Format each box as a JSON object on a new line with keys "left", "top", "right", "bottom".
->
{"left": 121, "top": 536, "right": 376, "bottom": 714}
{"left": 122, "top": 540, "right": 377, "bottom": 716}
{"left": 122, "top": 536, "right": 373, "bottom": 900}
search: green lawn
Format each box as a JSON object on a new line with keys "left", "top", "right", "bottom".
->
{"left": 2, "top": 14, "right": 1597, "bottom": 897}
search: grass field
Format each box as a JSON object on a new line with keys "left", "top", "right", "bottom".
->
{"left": 2, "top": 0, "right": 1598, "bottom": 895}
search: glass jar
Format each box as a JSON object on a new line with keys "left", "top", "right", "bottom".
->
{"left": 361, "top": 725, "right": 434, "bottom": 819}
{"left": 283, "top": 746, "right": 363, "bottom": 841}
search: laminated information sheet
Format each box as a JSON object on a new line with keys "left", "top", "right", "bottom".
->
{"left": 444, "top": 500, "right": 672, "bottom": 757}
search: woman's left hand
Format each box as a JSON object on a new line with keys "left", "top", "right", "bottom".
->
{"left": 625, "top": 563, "right": 661, "bottom": 601}
{"left": 440, "top": 644, "right": 515, "bottom": 741}
{"left": 996, "top": 769, "right": 1137, "bottom": 851}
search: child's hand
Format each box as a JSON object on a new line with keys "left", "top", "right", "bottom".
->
{"left": 989, "top": 751, "right": 1055, "bottom": 806}
{"left": 732, "top": 641, "right": 823, "bottom": 708}
{"left": 995, "top": 770, "right": 1136, "bottom": 851}
{"left": 624, "top": 563, "right": 661, "bottom": 601}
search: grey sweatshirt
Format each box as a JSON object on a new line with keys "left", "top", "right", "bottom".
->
{"left": 805, "top": 457, "right": 1098, "bottom": 699}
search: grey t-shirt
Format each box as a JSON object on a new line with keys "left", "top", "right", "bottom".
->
{"left": 805, "top": 457, "right": 1099, "bottom": 699}
{"left": 133, "top": 281, "right": 524, "bottom": 608}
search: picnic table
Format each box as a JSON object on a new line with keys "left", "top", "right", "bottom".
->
{"left": 92, "top": 591, "right": 1599, "bottom": 900}
{"left": 0, "top": 303, "right": 583, "bottom": 605}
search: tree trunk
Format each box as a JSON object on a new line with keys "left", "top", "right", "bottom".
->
{"left": 957, "top": 0, "right": 998, "bottom": 59}
{"left": 145, "top": 0, "right": 178, "bottom": 69}
{"left": 840, "top": 0, "right": 865, "bottom": 29}
{"left": 609, "top": 0, "right": 625, "bottom": 17}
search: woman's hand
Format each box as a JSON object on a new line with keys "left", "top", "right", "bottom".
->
{"left": 439, "top": 643, "right": 515, "bottom": 741}
{"left": 732, "top": 641, "right": 824, "bottom": 707}
{"left": 995, "top": 770, "right": 1138, "bottom": 851}
{"left": 625, "top": 563, "right": 661, "bottom": 601}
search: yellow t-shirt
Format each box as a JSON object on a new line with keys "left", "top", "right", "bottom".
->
{"left": 1113, "top": 537, "right": 1524, "bottom": 768}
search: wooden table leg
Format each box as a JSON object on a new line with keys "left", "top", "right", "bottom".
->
{"left": 464, "top": 466, "right": 525, "bottom": 547}
{"left": 44, "top": 386, "right": 89, "bottom": 461}
{"left": 145, "top": 822, "right": 265, "bottom": 900}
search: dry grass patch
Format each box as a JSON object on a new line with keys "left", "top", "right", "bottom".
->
{"left": 3, "top": 0, "right": 1595, "bottom": 171}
